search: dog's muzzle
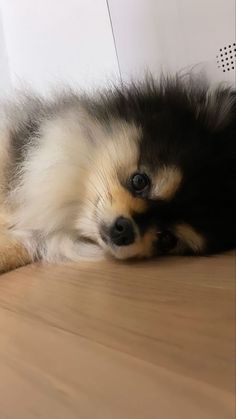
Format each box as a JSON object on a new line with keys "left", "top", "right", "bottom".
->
{"left": 101, "top": 216, "right": 135, "bottom": 247}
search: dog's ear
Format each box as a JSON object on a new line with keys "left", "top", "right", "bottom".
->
{"left": 198, "top": 87, "right": 236, "bottom": 132}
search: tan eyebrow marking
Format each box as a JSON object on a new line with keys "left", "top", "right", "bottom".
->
{"left": 110, "top": 185, "right": 147, "bottom": 216}
{"left": 151, "top": 166, "right": 183, "bottom": 201}
{"left": 175, "top": 223, "right": 205, "bottom": 253}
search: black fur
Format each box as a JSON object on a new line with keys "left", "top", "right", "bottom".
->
{"left": 86, "top": 76, "right": 236, "bottom": 254}
{"left": 7, "top": 76, "right": 236, "bottom": 255}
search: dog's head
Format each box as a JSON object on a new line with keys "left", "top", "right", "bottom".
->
{"left": 77, "top": 78, "right": 236, "bottom": 259}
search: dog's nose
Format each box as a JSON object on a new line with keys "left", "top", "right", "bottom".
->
{"left": 110, "top": 217, "right": 135, "bottom": 246}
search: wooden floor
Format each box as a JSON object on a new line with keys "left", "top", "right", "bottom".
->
{"left": 0, "top": 252, "right": 235, "bottom": 419}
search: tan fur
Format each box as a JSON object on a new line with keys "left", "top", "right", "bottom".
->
{"left": 0, "top": 131, "right": 11, "bottom": 200}
{"left": 151, "top": 166, "right": 182, "bottom": 200}
{"left": 0, "top": 232, "right": 31, "bottom": 272}
{"left": 97, "top": 225, "right": 157, "bottom": 260}
{"left": 122, "top": 228, "right": 157, "bottom": 259}
{"left": 0, "top": 138, "right": 35, "bottom": 271}
{"left": 0, "top": 211, "right": 31, "bottom": 272}
{"left": 110, "top": 186, "right": 147, "bottom": 216}
{"left": 175, "top": 223, "right": 205, "bottom": 253}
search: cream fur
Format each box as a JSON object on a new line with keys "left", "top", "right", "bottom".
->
{"left": 1, "top": 107, "right": 143, "bottom": 270}
{"left": 0, "top": 89, "right": 207, "bottom": 272}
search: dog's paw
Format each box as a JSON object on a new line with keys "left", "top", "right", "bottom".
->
{"left": 0, "top": 231, "right": 31, "bottom": 273}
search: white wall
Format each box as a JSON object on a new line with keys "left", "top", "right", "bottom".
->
{"left": 0, "top": 10, "right": 11, "bottom": 95}
{"left": 0, "top": 0, "right": 120, "bottom": 92}
{"left": 0, "top": 0, "right": 235, "bottom": 94}
{"left": 108, "top": 0, "right": 236, "bottom": 86}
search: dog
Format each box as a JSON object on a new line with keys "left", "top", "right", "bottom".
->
{"left": 0, "top": 75, "right": 235, "bottom": 273}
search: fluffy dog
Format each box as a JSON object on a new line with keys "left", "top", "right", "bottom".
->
{"left": 0, "top": 76, "right": 235, "bottom": 272}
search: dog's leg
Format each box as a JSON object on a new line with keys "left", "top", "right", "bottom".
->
{"left": 0, "top": 211, "right": 32, "bottom": 273}
{"left": 0, "top": 132, "right": 31, "bottom": 272}
{"left": 0, "top": 229, "right": 32, "bottom": 273}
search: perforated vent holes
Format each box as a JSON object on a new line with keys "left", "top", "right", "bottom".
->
{"left": 216, "top": 43, "right": 236, "bottom": 72}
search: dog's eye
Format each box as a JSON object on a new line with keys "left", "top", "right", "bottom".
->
{"left": 131, "top": 173, "right": 150, "bottom": 193}
{"left": 157, "top": 230, "right": 178, "bottom": 253}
